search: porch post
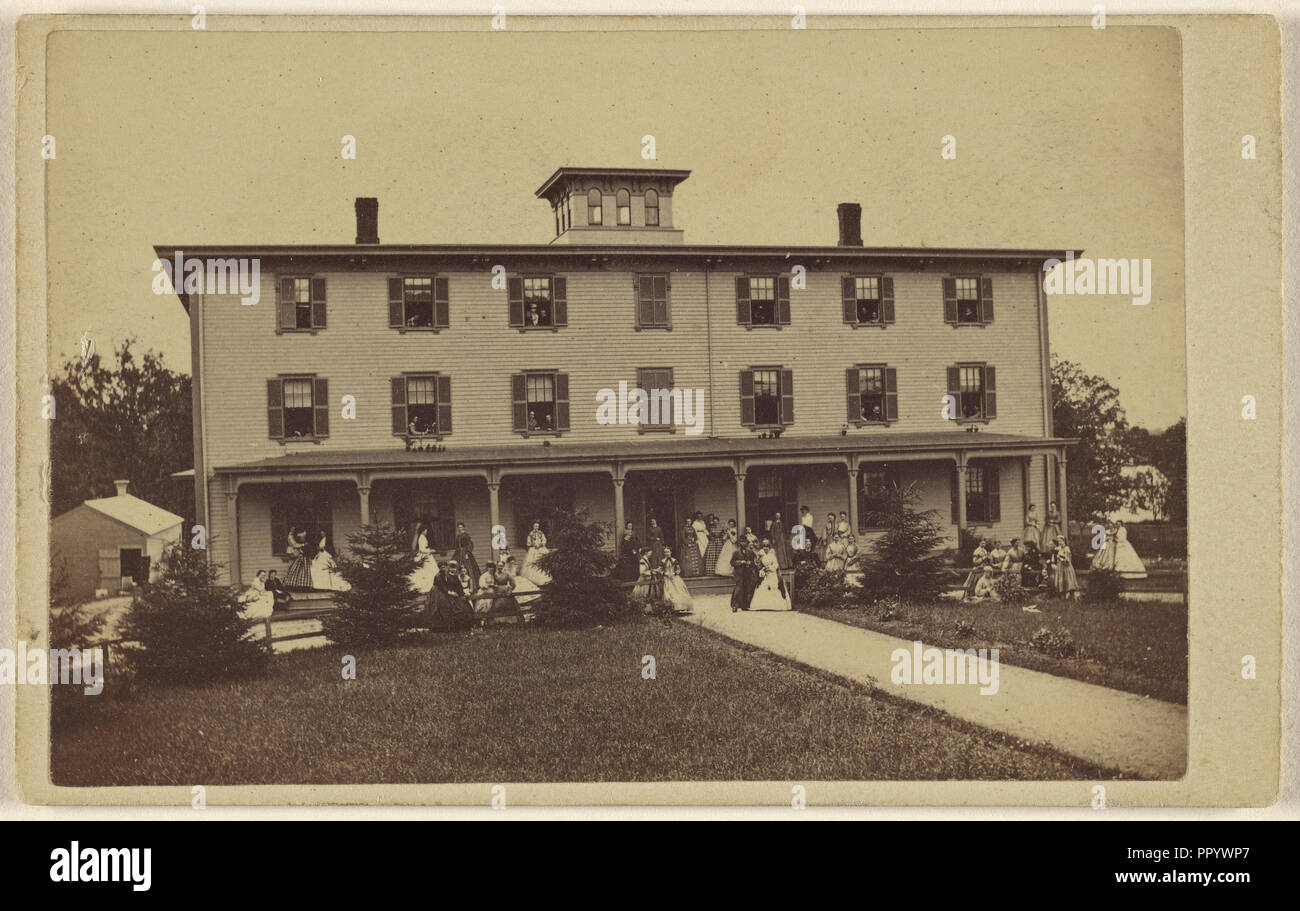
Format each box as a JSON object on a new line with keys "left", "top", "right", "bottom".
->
{"left": 734, "top": 472, "right": 746, "bottom": 531}
{"left": 487, "top": 480, "right": 502, "bottom": 560}
{"left": 225, "top": 477, "right": 240, "bottom": 585}
{"left": 1056, "top": 452, "right": 1069, "bottom": 534}
{"left": 1021, "top": 456, "right": 1031, "bottom": 512}
{"left": 846, "top": 466, "right": 860, "bottom": 536}
{"left": 613, "top": 477, "right": 626, "bottom": 556}
{"left": 956, "top": 455, "right": 969, "bottom": 533}
{"left": 357, "top": 485, "right": 371, "bottom": 526}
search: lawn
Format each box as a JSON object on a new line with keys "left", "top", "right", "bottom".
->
{"left": 807, "top": 598, "right": 1187, "bottom": 704}
{"left": 51, "top": 621, "right": 1115, "bottom": 785}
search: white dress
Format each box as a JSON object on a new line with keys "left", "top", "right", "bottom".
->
{"left": 714, "top": 528, "right": 738, "bottom": 576}
{"left": 661, "top": 557, "right": 694, "bottom": 613}
{"left": 1112, "top": 526, "right": 1148, "bottom": 579}
{"left": 749, "top": 549, "right": 792, "bottom": 611}
{"left": 408, "top": 533, "right": 440, "bottom": 594}
{"left": 692, "top": 519, "right": 709, "bottom": 559}
{"left": 508, "top": 561, "right": 542, "bottom": 609}
{"left": 522, "top": 530, "right": 552, "bottom": 586}
{"left": 237, "top": 578, "right": 275, "bottom": 619}
{"left": 311, "top": 548, "right": 351, "bottom": 592}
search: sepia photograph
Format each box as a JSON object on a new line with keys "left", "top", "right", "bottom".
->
{"left": 6, "top": 11, "right": 1284, "bottom": 816}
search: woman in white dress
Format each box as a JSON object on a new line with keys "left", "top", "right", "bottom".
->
{"left": 310, "top": 532, "right": 351, "bottom": 592}
{"left": 824, "top": 533, "right": 848, "bottom": 573}
{"left": 504, "top": 552, "right": 542, "bottom": 610}
{"left": 522, "top": 521, "right": 552, "bottom": 586}
{"left": 714, "top": 520, "right": 738, "bottom": 576}
{"left": 1111, "top": 522, "right": 1148, "bottom": 579}
{"left": 407, "top": 523, "right": 440, "bottom": 595}
{"left": 1092, "top": 525, "right": 1118, "bottom": 572}
{"left": 691, "top": 512, "right": 709, "bottom": 563}
{"left": 843, "top": 538, "right": 865, "bottom": 588}
{"left": 661, "top": 548, "right": 695, "bottom": 613}
{"left": 749, "top": 541, "right": 792, "bottom": 611}
{"left": 237, "top": 570, "right": 276, "bottom": 619}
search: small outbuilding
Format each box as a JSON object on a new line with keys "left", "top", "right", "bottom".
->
{"left": 51, "top": 480, "right": 184, "bottom": 601}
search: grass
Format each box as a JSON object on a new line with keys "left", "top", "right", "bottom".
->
{"left": 807, "top": 597, "right": 1187, "bottom": 705}
{"left": 51, "top": 621, "right": 1116, "bottom": 785}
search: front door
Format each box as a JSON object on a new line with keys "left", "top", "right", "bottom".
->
{"left": 746, "top": 469, "right": 798, "bottom": 540}
{"left": 644, "top": 485, "right": 677, "bottom": 544}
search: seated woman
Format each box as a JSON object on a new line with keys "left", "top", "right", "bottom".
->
{"left": 971, "top": 564, "right": 999, "bottom": 602}
{"left": 963, "top": 538, "right": 990, "bottom": 600}
{"left": 310, "top": 532, "right": 351, "bottom": 592}
{"left": 824, "top": 533, "right": 848, "bottom": 574}
{"left": 503, "top": 552, "right": 541, "bottom": 612}
{"left": 630, "top": 548, "right": 664, "bottom": 604}
{"left": 237, "top": 569, "right": 276, "bottom": 620}
{"left": 522, "top": 521, "right": 552, "bottom": 586}
{"left": 661, "top": 548, "right": 694, "bottom": 613}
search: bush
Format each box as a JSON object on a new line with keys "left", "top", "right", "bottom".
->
{"left": 1029, "top": 627, "right": 1077, "bottom": 658}
{"left": 533, "top": 507, "right": 634, "bottom": 628}
{"left": 118, "top": 543, "right": 268, "bottom": 685}
{"left": 1085, "top": 569, "right": 1125, "bottom": 602}
{"left": 857, "top": 482, "right": 948, "bottom": 603}
{"left": 994, "top": 572, "right": 1031, "bottom": 608}
{"left": 322, "top": 522, "right": 422, "bottom": 648}
{"left": 794, "top": 565, "right": 853, "bottom": 610}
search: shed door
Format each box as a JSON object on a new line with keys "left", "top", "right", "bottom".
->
{"left": 98, "top": 548, "right": 120, "bottom": 591}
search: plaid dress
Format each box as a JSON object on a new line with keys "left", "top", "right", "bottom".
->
{"left": 283, "top": 535, "right": 313, "bottom": 589}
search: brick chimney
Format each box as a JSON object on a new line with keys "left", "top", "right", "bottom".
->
{"left": 355, "top": 197, "right": 379, "bottom": 244}
{"left": 837, "top": 202, "right": 863, "bottom": 247}
{"left": 113, "top": 479, "right": 130, "bottom": 497}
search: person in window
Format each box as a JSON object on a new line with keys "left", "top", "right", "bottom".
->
{"left": 867, "top": 402, "right": 884, "bottom": 422}
{"left": 522, "top": 520, "right": 551, "bottom": 586}
{"left": 542, "top": 413, "right": 554, "bottom": 432}
{"left": 284, "top": 527, "right": 313, "bottom": 590}
{"left": 408, "top": 417, "right": 426, "bottom": 437}
{"left": 408, "top": 523, "right": 439, "bottom": 595}
{"left": 527, "top": 304, "right": 542, "bottom": 327}
{"left": 661, "top": 548, "right": 694, "bottom": 614}
{"left": 310, "top": 531, "right": 350, "bottom": 592}
{"left": 237, "top": 569, "right": 276, "bottom": 620}
{"left": 527, "top": 411, "right": 538, "bottom": 431}
{"left": 452, "top": 522, "right": 482, "bottom": 586}
{"left": 714, "top": 519, "right": 738, "bottom": 577}
{"left": 265, "top": 569, "right": 292, "bottom": 611}
{"left": 677, "top": 518, "right": 702, "bottom": 577}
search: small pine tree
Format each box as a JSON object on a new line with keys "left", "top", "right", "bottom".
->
{"left": 321, "top": 522, "right": 421, "bottom": 647}
{"left": 118, "top": 542, "right": 268, "bottom": 684}
{"left": 858, "top": 482, "right": 948, "bottom": 603}
{"left": 49, "top": 554, "right": 108, "bottom": 650}
{"left": 533, "top": 507, "right": 629, "bottom": 627}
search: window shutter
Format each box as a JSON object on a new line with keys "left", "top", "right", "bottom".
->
{"left": 388, "top": 278, "right": 404, "bottom": 328}
{"left": 277, "top": 278, "right": 295, "bottom": 330}
{"left": 779, "top": 368, "right": 795, "bottom": 425}
{"left": 312, "top": 377, "right": 330, "bottom": 437}
{"left": 654, "top": 275, "right": 669, "bottom": 327}
{"left": 884, "top": 366, "right": 899, "bottom": 421}
{"left": 987, "top": 463, "right": 1001, "bottom": 521}
{"left": 845, "top": 368, "right": 862, "bottom": 423}
{"left": 735, "top": 276, "right": 751, "bottom": 326}
{"left": 984, "top": 366, "right": 997, "bottom": 418}
{"left": 552, "top": 276, "right": 568, "bottom": 327}
{"left": 511, "top": 373, "right": 527, "bottom": 431}
{"left": 437, "top": 374, "right": 453, "bottom": 433}
{"left": 391, "top": 376, "right": 407, "bottom": 434}
{"left": 842, "top": 276, "right": 857, "bottom": 323}
{"left": 951, "top": 466, "right": 960, "bottom": 524}
{"left": 980, "top": 277, "right": 994, "bottom": 323}
{"left": 267, "top": 379, "right": 284, "bottom": 438}
{"left": 739, "top": 370, "right": 755, "bottom": 426}
{"left": 943, "top": 277, "right": 958, "bottom": 324}
{"left": 310, "top": 278, "right": 327, "bottom": 328}
{"left": 555, "top": 372, "right": 570, "bottom": 430}
{"left": 636, "top": 276, "right": 653, "bottom": 327}
{"left": 434, "top": 277, "right": 450, "bottom": 328}
{"left": 776, "top": 276, "right": 791, "bottom": 325}
{"left": 881, "top": 277, "right": 896, "bottom": 323}
{"left": 946, "top": 366, "right": 961, "bottom": 410}
{"left": 508, "top": 276, "right": 524, "bottom": 327}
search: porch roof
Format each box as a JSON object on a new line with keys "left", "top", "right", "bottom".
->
{"left": 217, "top": 431, "right": 1074, "bottom": 477}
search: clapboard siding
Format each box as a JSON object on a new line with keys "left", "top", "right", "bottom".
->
{"left": 197, "top": 265, "right": 1048, "bottom": 470}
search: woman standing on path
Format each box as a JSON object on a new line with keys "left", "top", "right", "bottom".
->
{"left": 749, "top": 540, "right": 792, "bottom": 611}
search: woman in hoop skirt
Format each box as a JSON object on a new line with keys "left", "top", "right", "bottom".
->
{"left": 284, "top": 527, "right": 313, "bottom": 590}
{"left": 408, "top": 523, "right": 440, "bottom": 595}
{"left": 522, "top": 520, "right": 552, "bottom": 586}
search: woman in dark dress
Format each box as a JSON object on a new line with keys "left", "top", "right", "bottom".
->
{"left": 702, "top": 514, "right": 724, "bottom": 576}
{"left": 452, "top": 522, "right": 481, "bottom": 584}
{"left": 770, "top": 512, "right": 795, "bottom": 571}
{"left": 646, "top": 519, "right": 665, "bottom": 567}
{"left": 678, "top": 518, "right": 703, "bottom": 577}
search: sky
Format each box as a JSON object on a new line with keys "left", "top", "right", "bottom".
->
{"left": 44, "top": 24, "right": 1185, "bottom": 428}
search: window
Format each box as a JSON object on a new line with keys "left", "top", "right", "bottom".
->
{"left": 841, "top": 275, "right": 895, "bottom": 325}
{"left": 635, "top": 274, "right": 670, "bottom": 328}
{"left": 943, "top": 275, "right": 994, "bottom": 325}
{"left": 508, "top": 275, "right": 568, "bottom": 329}
{"left": 636, "top": 367, "right": 674, "bottom": 432}
{"left": 846, "top": 365, "right": 898, "bottom": 424}
{"left": 587, "top": 188, "right": 603, "bottom": 225}
{"left": 267, "top": 375, "right": 329, "bottom": 440}
{"left": 270, "top": 487, "right": 332, "bottom": 557}
{"left": 388, "top": 276, "right": 449, "bottom": 330}
{"left": 391, "top": 373, "right": 452, "bottom": 437}
{"left": 511, "top": 371, "right": 571, "bottom": 434}
{"left": 277, "top": 276, "right": 327, "bottom": 331}
{"left": 616, "top": 189, "right": 631, "bottom": 225}
{"left": 946, "top": 364, "right": 997, "bottom": 422}
{"left": 735, "top": 275, "right": 791, "bottom": 327}
{"left": 644, "top": 189, "right": 659, "bottom": 226}
{"left": 858, "top": 464, "right": 900, "bottom": 531}
{"left": 740, "top": 367, "right": 794, "bottom": 428}
{"left": 959, "top": 462, "right": 1001, "bottom": 524}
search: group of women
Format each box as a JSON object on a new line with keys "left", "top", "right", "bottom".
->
{"left": 282, "top": 527, "right": 350, "bottom": 592}
{"left": 962, "top": 535, "right": 1081, "bottom": 602}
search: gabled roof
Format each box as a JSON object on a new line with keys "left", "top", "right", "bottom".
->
{"left": 81, "top": 494, "right": 184, "bottom": 537}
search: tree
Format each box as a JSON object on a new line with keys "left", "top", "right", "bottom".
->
{"left": 1144, "top": 418, "right": 1187, "bottom": 524}
{"left": 857, "top": 482, "right": 948, "bottom": 602}
{"left": 321, "top": 522, "right": 421, "bottom": 647}
{"left": 533, "top": 507, "right": 629, "bottom": 627}
{"left": 49, "top": 338, "right": 193, "bottom": 521}
{"left": 1051, "top": 356, "right": 1136, "bottom": 524}
{"left": 118, "top": 543, "right": 267, "bottom": 684}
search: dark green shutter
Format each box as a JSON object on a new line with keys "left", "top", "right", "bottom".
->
{"left": 739, "top": 370, "right": 755, "bottom": 426}
{"left": 779, "top": 369, "right": 794, "bottom": 425}
{"left": 434, "top": 277, "right": 450, "bottom": 328}
{"left": 884, "top": 367, "right": 899, "bottom": 420}
{"left": 735, "top": 277, "right": 751, "bottom": 326}
{"left": 842, "top": 276, "right": 857, "bottom": 323}
{"left": 391, "top": 377, "right": 407, "bottom": 434}
{"left": 984, "top": 366, "right": 997, "bottom": 418}
{"left": 881, "top": 277, "right": 895, "bottom": 323}
{"left": 555, "top": 372, "right": 570, "bottom": 430}
{"left": 980, "top": 277, "right": 994, "bottom": 323}
{"left": 388, "top": 278, "right": 404, "bottom": 327}
{"left": 312, "top": 377, "right": 329, "bottom": 437}
{"left": 845, "top": 368, "right": 862, "bottom": 423}
{"left": 552, "top": 277, "right": 567, "bottom": 327}
{"left": 437, "top": 374, "right": 452, "bottom": 433}
{"left": 943, "top": 277, "right": 958, "bottom": 324}
{"left": 511, "top": 374, "right": 527, "bottom": 431}
{"left": 508, "top": 277, "right": 524, "bottom": 327}
{"left": 267, "top": 379, "right": 284, "bottom": 438}
{"left": 776, "top": 276, "right": 791, "bottom": 325}
{"left": 310, "top": 278, "right": 327, "bottom": 328}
